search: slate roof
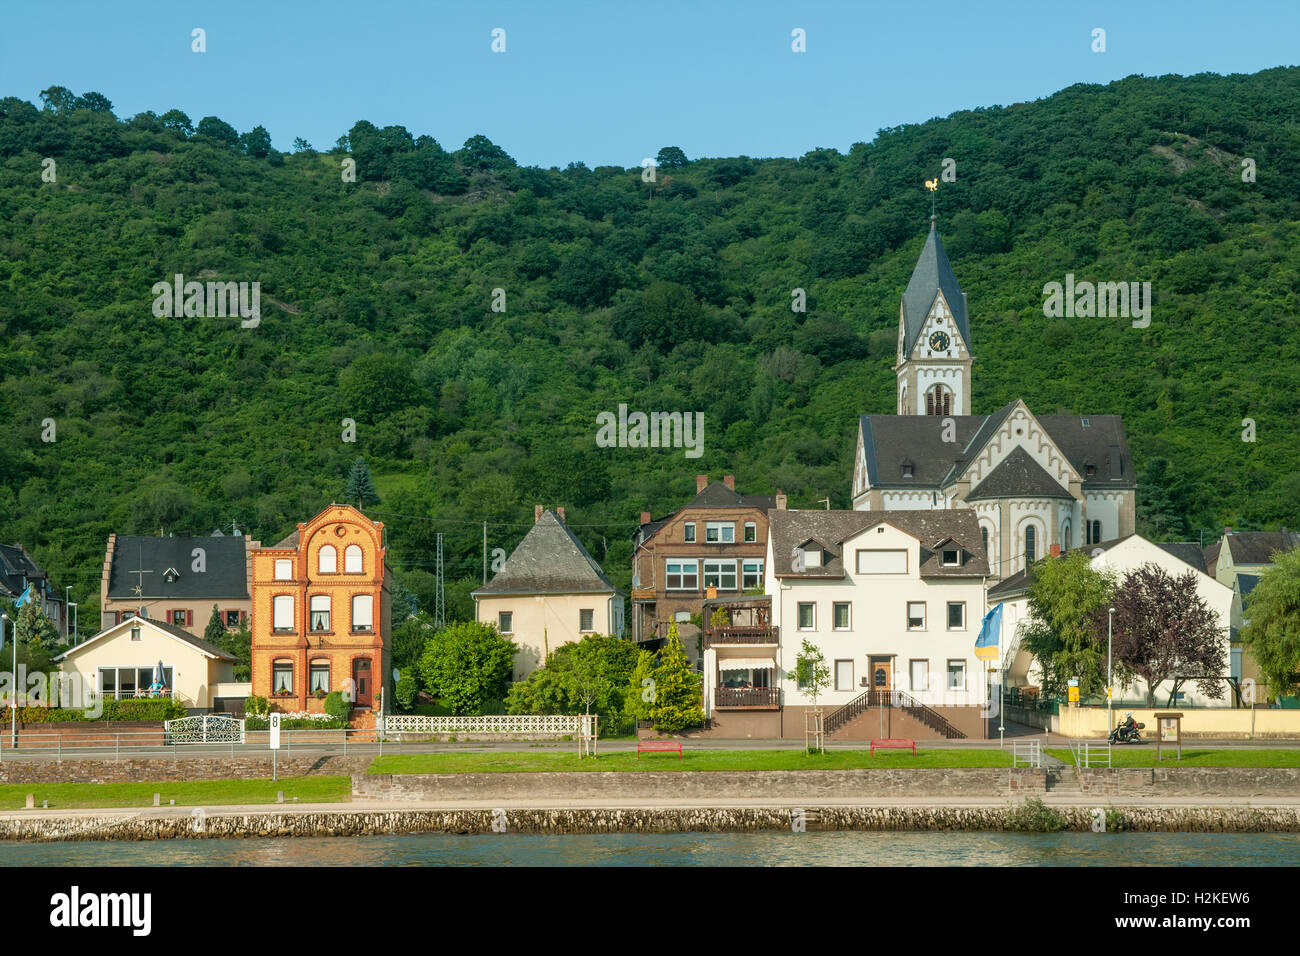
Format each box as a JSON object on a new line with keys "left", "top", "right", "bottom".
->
{"left": 55, "top": 616, "right": 236, "bottom": 662}
{"left": 858, "top": 404, "right": 1134, "bottom": 493}
{"left": 769, "top": 509, "right": 989, "bottom": 579}
{"left": 987, "top": 566, "right": 1031, "bottom": 599}
{"left": 107, "top": 535, "right": 249, "bottom": 600}
{"left": 1238, "top": 573, "right": 1260, "bottom": 598}
{"left": 1225, "top": 531, "right": 1300, "bottom": 566}
{"left": 1202, "top": 541, "right": 1222, "bottom": 572}
{"left": 900, "top": 219, "right": 970, "bottom": 359}
{"left": 0, "top": 543, "right": 56, "bottom": 601}
{"left": 475, "top": 510, "right": 621, "bottom": 596}
{"left": 1154, "top": 542, "right": 1207, "bottom": 574}
{"left": 635, "top": 481, "right": 778, "bottom": 542}
{"left": 967, "top": 446, "right": 1073, "bottom": 501}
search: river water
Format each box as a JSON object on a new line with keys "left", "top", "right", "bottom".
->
{"left": 1, "top": 831, "right": 1297, "bottom": 866}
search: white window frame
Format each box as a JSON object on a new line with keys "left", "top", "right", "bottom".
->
{"left": 744, "top": 521, "right": 757, "bottom": 543}
{"left": 797, "top": 602, "right": 816, "bottom": 631}
{"left": 910, "top": 659, "right": 929, "bottom": 693}
{"left": 344, "top": 544, "right": 363, "bottom": 573}
{"left": 318, "top": 545, "right": 337, "bottom": 574}
{"left": 834, "top": 659, "right": 854, "bottom": 692}
{"left": 498, "top": 611, "right": 513, "bottom": 634}
{"left": 705, "top": 521, "right": 735, "bottom": 543}
{"left": 274, "top": 559, "right": 293, "bottom": 581}
{"left": 273, "top": 595, "right": 295, "bottom": 631}
{"left": 352, "top": 594, "right": 374, "bottom": 632}
{"left": 946, "top": 601, "right": 966, "bottom": 631}
{"left": 832, "top": 602, "right": 851, "bottom": 631}
{"left": 579, "top": 608, "right": 595, "bottom": 633}
{"left": 310, "top": 594, "right": 331, "bottom": 632}
{"left": 683, "top": 522, "right": 696, "bottom": 543}
{"left": 907, "top": 601, "right": 926, "bottom": 631}
{"left": 947, "top": 659, "right": 967, "bottom": 691}
{"left": 856, "top": 549, "right": 908, "bottom": 574}
{"left": 941, "top": 548, "right": 961, "bottom": 567}
{"left": 703, "top": 559, "right": 737, "bottom": 591}
{"left": 741, "top": 559, "right": 764, "bottom": 589}
{"left": 666, "top": 560, "right": 698, "bottom": 591}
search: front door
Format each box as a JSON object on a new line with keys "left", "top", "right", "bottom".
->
{"left": 352, "top": 657, "right": 373, "bottom": 708}
{"left": 870, "top": 656, "right": 892, "bottom": 693}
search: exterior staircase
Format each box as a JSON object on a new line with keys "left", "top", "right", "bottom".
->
{"left": 1045, "top": 767, "right": 1082, "bottom": 796}
{"left": 823, "top": 689, "right": 967, "bottom": 740}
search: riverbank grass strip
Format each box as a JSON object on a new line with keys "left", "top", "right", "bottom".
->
{"left": 368, "top": 748, "right": 1014, "bottom": 774}
{"left": 1045, "top": 748, "right": 1300, "bottom": 768}
{"left": 0, "top": 776, "right": 351, "bottom": 810}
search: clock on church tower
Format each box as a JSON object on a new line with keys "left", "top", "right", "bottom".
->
{"left": 894, "top": 216, "right": 973, "bottom": 416}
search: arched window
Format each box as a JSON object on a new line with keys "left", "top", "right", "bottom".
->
{"left": 1091, "top": 520, "right": 1101, "bottom": 544}
{"left": 1062, "top": 521, "right": 1072, "bottom": 552}
{"left": 345, "top": 544, "right": 363, "bottom": 573}
{"left": 981, "top": 526, "right": 989, "bottom": 556}
{"left": 1024, "top": 525, "right": 1036, "bottom": 564}
{"left": 318, "top": 545, "right": 337, "bottom": 574}
{"left": 925, "top": 385, "right": 952, "bottom": 417}
{"left": 899, "top": 385, "right": 908, "bottom": 415}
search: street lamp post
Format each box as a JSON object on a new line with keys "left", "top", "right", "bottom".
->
{"left": 64, "top": 586, "right": 71, "bottom": 638}
{"left": 1, "top": 613, "right": 13, "bottom": 749}
{"left": 1107, "top": 607, "right": 1116, "bottom": 734}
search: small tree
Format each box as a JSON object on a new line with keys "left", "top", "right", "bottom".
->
{"left": 645, "top": 624, "right": 704, "bottom": 734}
{"left": 343, "top": 456, "right": 380, "bottom": 510}
{"left": 791, "top": 639, "right": 831, "bottom": 753}
{"left": 1021, "top": 552, "right": 1115, "bottom": 697}
{"left": 417, "top": 621, "right": 517, "bottom": 715}
{"left": 623, "top": 649, "right": 659, "bottom": 725}
{"left": 15, "top": 599, "right": 59, "bottom": 647}
{"left": 1094, "top": 563, "right": 1226, "bottom": 707}
{"left": 1240, "top": 548, "right": 1300, "bottom": 702}
{"left": 204, "top": 604, "right": 225, "bottom": 645}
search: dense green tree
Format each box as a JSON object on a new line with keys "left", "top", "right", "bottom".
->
{"left": 656, "top": 146, "right": 688, "bottom": 168}
{"left": 159, "top": 109, "right": 193, "bottom": 135}
{"left": 343, "top": 457, "right": 380, "bottom": 509}
{"left": 1240, "top": 548, "right": 1300, "bottom": 702}
{"left": 417, "top": 621, "right": 517, "bottom": 715}
{"left": 506, "top": 634, "right": 639, "bottom": 731}
{"left": 240, "top": 125, "right": 273, "bottom": 157}
{"left": 194, "top": 115, "right": 239, "bottom": 147}
{"left": 204, "top": 605, "right": 225, "bottom": 645}
{"left": 1021, "top": 553, "right": 1116, "bottom": 697}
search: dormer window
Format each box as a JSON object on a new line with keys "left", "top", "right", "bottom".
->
{"left": 801, "top": 547, "right": 822, "bottom": 569}
{"left": 1085, "top": 464, "right": 1096, "bottom": 479}
{"left": 902, "top": 460, "right": 914, "bottom": 479}
{"left": 163, "top": 567, "right": 179, "bottom": 583}
{"left": 941, "top": 549, "right": 961, "bottom": 567}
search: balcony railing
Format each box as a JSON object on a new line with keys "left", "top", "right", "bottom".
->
{"left": 715, "top": 686, "right": 781, "bottom": 708}
{"left": 706, "top": 625, "right": 778, "bottom": 646}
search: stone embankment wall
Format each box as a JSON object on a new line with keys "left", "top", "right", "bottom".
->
{"left": 0, "top": 755, "right": 368, "bottom": 784}
{"left": 2, "top": 805, "right": 1299, "bottom": 843}
{"left": 1077, "top": 767, "right": 1300, "bottom": 796}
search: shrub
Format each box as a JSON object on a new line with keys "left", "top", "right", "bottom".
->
{"left": 324, "top": 690, "right": 352, "bottom": 722}
{"left": 16, "top": 697, "right": 187, "bottom": 723}
{"left": 1004, "top": 797, "right": 1065, "bottom": 832}
{"left": 395, "top": 673, "right": 418, "bottom": 712}
{"left": 245, "top": 695, "right": 269, "bottom": 718}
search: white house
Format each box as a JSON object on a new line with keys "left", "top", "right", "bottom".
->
{"left": 697, "top": 508, "right": 993, "bottom": 739}
{"left": 990, "top": 533, "right": 1234, "bottom": 707}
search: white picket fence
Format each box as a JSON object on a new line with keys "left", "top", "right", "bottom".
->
{"left": 381, "top": 714, "right": 596, "bottom": 737}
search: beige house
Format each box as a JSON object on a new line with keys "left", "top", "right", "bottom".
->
{"left": 472, "top": 507, "right": 625, "bottom": 681}
{"left": 54, "top": 616, "right": 245, "bottom": 714}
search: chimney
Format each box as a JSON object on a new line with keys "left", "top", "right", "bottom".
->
{"left": 776, "top": 491, "right": 787, "bottom": 511}
{"left": 640, "top": 511, "right": 651, "bottom": 526}
{"left": 1050, "top": 544, "right": 1061, "bottom": 557}
{"left": 696, "top": 475, "right": 709, "bottom": 493}
{"left": 534, "top": 505, "right": 544, "bottom": 523}
{"left": 557, "top": 507, "right": 566, "bottom": 524}
{"left": 723, "top": 475, "right": 735, "bottom": 491}
{"left": 1225, "top": 526, "right": 1233, "bottom": 534}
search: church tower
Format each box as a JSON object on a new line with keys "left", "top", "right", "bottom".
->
{"left": 895, "top": 216, "right": 973, "bottom": 416}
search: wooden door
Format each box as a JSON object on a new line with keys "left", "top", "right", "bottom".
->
{"left": 870, "top": 656, "right": 892, "bottom": 693}
{"left": 352, "top": 657, "right": 373, "bottom": 707}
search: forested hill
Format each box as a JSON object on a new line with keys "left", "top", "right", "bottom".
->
{"left": 2, "top": 68, "right": 1299, "bottom": 623}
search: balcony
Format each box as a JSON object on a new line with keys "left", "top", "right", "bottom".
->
{"left": 705, "top": 625, "right": 779, "bottom": 646}
{"left": 715, "top": 685, "right": 781, "bottom": 709}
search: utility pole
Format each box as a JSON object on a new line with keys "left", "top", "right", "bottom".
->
{"left": 434, "top": 533, "right": 446, "bottom": 629}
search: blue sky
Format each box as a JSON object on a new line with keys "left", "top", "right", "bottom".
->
{"left": 2, "top": 0, "right": 1297, "bottom": 168}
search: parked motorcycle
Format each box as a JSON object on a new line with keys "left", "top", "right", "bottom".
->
{"left": 1108, "top": 712, "right": 1146, "bottom": 744}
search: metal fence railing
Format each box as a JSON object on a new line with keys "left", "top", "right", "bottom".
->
{"left": 1069, "top": 738, "right": 1112, "bottom": 769}
{"left": 1011, "top": 738, "right": 1041, "bottom": 768}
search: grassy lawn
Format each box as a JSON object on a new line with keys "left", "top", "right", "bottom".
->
{"left": 369, "top": 748, "right": 1014, "bottom": 774}
{"left": 1047, "top": 748, "right": 1300, "bottom": 768}
{"left": 0, "top": 776, "right": 352, "bottom": 810}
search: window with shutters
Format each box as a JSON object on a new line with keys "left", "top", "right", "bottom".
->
{"left": 273, "top": 595, "right": 295, "bottom": 632}
{"left": 579, "top": 608, "right": 594, "bottom": 632}
{"left": 172, "top": 609, "right": 186, "bottom": 627}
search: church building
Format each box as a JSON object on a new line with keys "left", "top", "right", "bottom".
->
{"left": 851, "top": 216, "right": 1137, "bottom": 581}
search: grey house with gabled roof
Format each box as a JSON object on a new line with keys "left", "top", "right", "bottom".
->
{"left": 473, "top": 507, "right": 625, "bottom": 680}
{"left": 852, "top": 217, "right": 1136, "bottom": 581}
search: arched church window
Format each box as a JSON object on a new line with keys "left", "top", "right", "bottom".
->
{"left": 925, "top": 385, "right": 952, "bottom": 417}
{"left": 1024, "top": 525, "right": 1036, "bottom": 564}
{"left": 981, "top": 526, "right": 989, "bottom": 556}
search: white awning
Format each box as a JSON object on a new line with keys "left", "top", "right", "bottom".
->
{"left": 718, "top": 658, "right": 776, "bottom": 671}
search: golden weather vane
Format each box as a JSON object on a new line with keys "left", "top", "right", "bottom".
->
{"left": 924, "top": 176, "right": 939, "bottom": 219}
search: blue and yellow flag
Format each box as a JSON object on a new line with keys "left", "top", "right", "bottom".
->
{"left": 974, "top": 603, "right": 1003, "bottom": 662}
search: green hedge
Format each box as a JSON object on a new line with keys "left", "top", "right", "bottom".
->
{"left": 243, "top": 716, "right": 350, "bottom": 730}
{"left": 18, "top": 698, "right": 188, "bottom": 723}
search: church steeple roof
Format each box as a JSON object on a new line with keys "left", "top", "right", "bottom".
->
{"left": 900, "top": 217, "right": 970, "bottom": 359}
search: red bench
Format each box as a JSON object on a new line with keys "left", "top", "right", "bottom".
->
{"left": 870, "top": 737, "right": 916, "bottom": 756}
{"left": 637, "top": 739, "right": 683, "bottom": 759}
